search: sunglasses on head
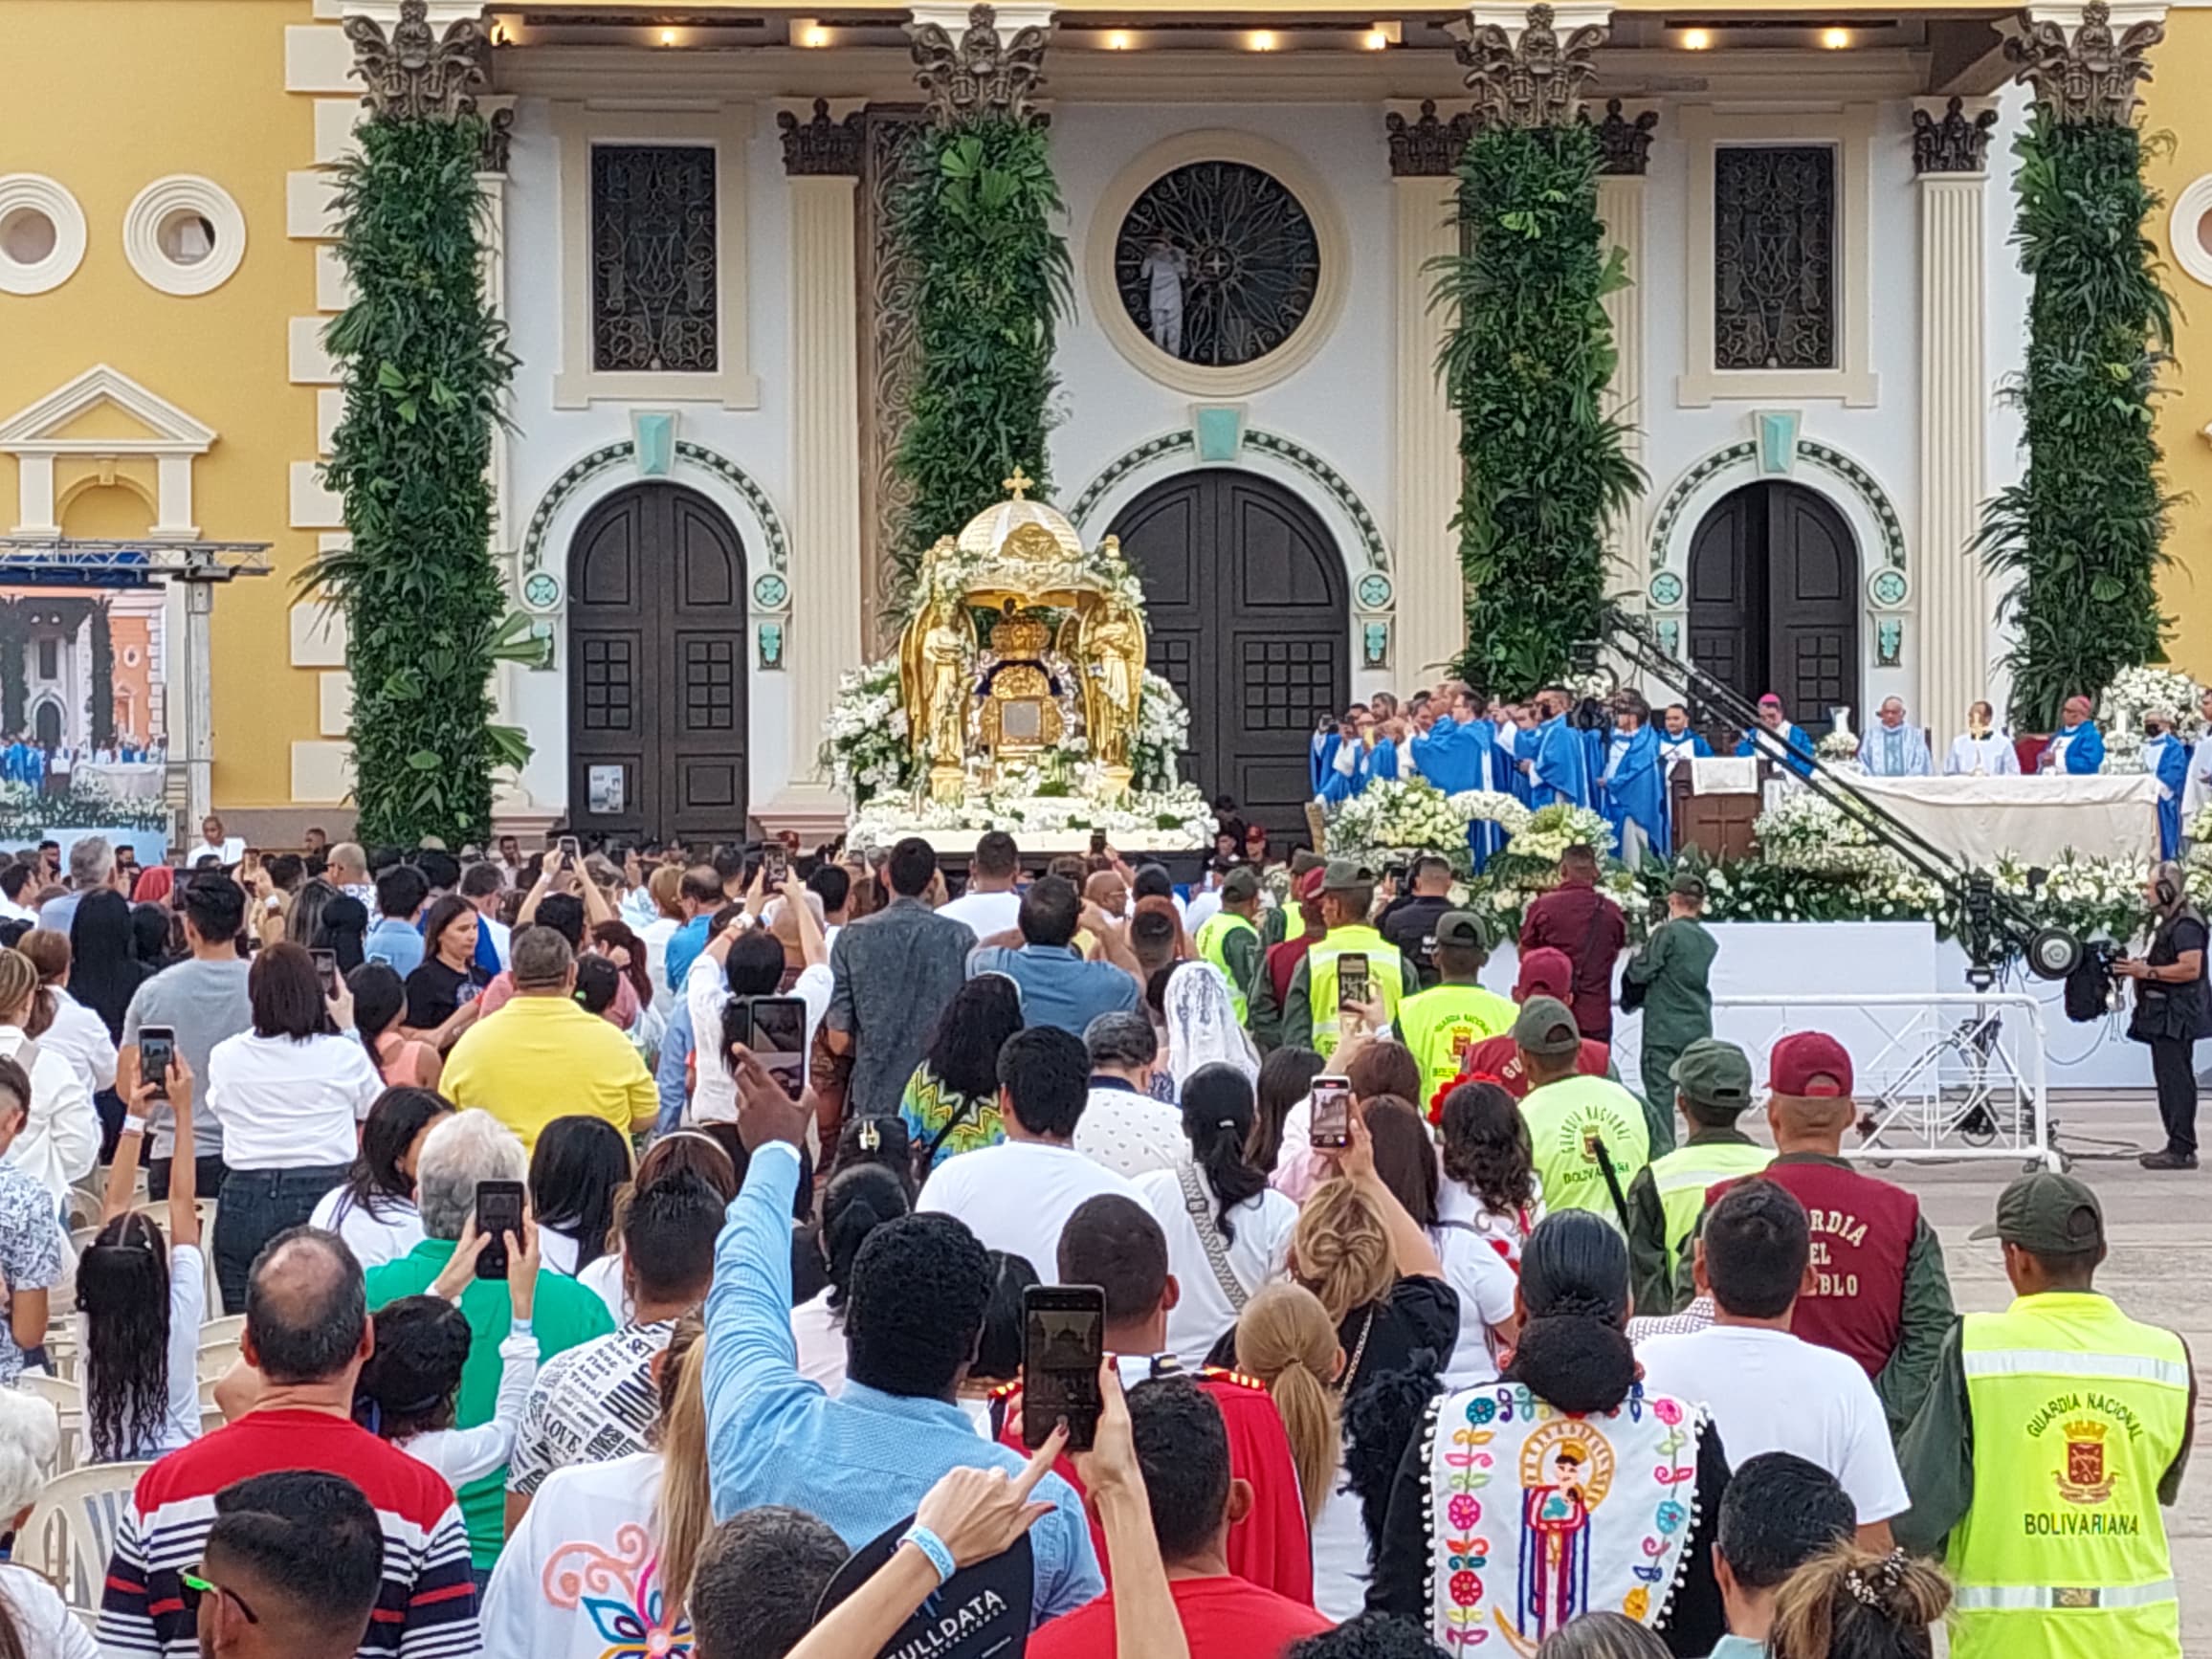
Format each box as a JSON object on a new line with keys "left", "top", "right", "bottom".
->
{"left": 179, "top": 1568, "right": 257, "bottom": 1626}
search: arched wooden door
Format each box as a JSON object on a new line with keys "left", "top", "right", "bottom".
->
{"left": 1687, "top": 479, "right": 1859, "bottom": 733}
{"left": 566, "top": 483, "right": 748, "bottom": 846}
{"left": 1107, "top": 469, "right": 1349, "bottom": 837}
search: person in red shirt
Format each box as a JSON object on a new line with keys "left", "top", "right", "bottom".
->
{"left": 1251, "top": 866, "right": 1328, "bottom": 1047}
{"left": 1028, "top": 1379, "right": 1333, "bottom": 1659}
{"left": 1516, "top": 843, "right": 1627, "bottom": 1042}
{"left": 996, "top": 1194, "right": 1313, "bottom": 1603}
{"left": 1451, "top": 946, "right": 1609, "bottom": 1109}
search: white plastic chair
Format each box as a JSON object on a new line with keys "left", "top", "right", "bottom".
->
{"left": 19, "top": 1459, "right": 152, "bottom": 1616}
{"left": 198, "top": 1314, "right": 245, "bottom": 1348}
{"left": 195, "top": 1340, "right": 239, "bottom": 1385}
{"left": 18, "top": 1372, "right": 82, "bottom": 1473}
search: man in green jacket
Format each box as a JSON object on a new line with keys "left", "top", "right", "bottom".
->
{"left": 1623, "top": 1038, "right": 1772, "bottom": 1316}
{"left": 364, "top": 1108, "right": 615, "bottom": 1569}
{"left": 1621, "top": 871, "right": 1718, "bottom": 1155}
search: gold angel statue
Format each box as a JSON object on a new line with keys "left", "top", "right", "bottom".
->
{"left": 900, "top": 591, "right": 975, "bottom": 775}
{"left": 1082, "top": 599, "right": 1146, "bottom": 771}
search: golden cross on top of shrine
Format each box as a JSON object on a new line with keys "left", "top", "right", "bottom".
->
{"left": 1002, "top": 467, "right": 1033, "bottom": 500}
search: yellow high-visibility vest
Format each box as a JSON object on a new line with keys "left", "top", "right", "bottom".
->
{"left": 1306, "top": 926, "right": 1407, "bottom": 1060}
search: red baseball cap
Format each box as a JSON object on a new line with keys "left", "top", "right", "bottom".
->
{"left": 1769, "top": 1031, "right": 1853, "bottom": 1097}
{"left": 1515, "top": 946, "right": 1574, "bottom": 1002}
{"left": 1294, "top": 866, "right": 1328, "bottom": 901}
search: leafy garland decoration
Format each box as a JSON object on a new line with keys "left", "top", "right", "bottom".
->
{"left": 315, "top": 114, "right": 520, "bottom": 846}
{"left": 888, "top": 117, "right": 1072, "bottom": 618}
{"left": 1439, "top": 120, "right": 1640, "bottom": 697}
{"left": 1976, "top": 110, "right": 2177, "bottom": 732}
{"left": 0, "top": 602, "right": 26, "bottom": 738}
{"left": 87, "top": 601, "right": 114, "bottom": 751}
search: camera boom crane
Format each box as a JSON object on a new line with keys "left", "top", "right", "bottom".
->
{"left": 1598, "top": 603, "right": 2078, "bottom": 987}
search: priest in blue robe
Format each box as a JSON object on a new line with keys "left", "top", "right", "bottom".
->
{"left": 1736, "top": 693, "right": 1817, "bottom": 777}
{"left": 1858, "top": 697, "right": 1936, "bottom": 777}
{"left": 1413, "top": 689, "right": 1501, "bottom": 871}
{"left": 1600, "top": 698, "right": 1669, "bottom": 863}
{"left": 1656, "top": 704, "right": 1714, "bottom": 773}
{"left": 2037, "top": 696, "right": 2106, "bottom": 776}
{"left": 1522, "top": 687, "right": 1593, "bottom": 809}
{"left": 2145, "top": 710, "right": 2189, "bottom": 859}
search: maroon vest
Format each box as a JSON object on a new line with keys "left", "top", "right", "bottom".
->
{"left": 1707, "top": 1159, "right": 1918, "bottom": 1379}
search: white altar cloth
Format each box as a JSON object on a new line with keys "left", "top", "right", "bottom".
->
{"left": 1837, "top": 772, "right": 2160, "bottom": 867}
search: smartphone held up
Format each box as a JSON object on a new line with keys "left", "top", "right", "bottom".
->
{"left": 1022, "top": 1284, "right": 1106, "bottom": 1452}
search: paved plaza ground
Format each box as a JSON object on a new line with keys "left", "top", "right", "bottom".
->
{"left": 1759, "top": 1089, "right": 2212, "bottom": 1648}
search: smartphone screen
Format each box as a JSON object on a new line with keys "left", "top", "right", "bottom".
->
{"left": 558, "top": 835, "right": 582, "bottom": 866}
{"left": 1310, "top": 1075, "right": 1354, "bottom": 1150}
{"left": 138, "top": 1027, "right": 176, "bottom": 1099}
{"left": 475, "top": 1180, "right": 526, "bottom": 1280}
{"left": 747, "top": 996, "right": 808, "bottom": 1101}
{"left": 1022, "top": 1285, "right": 1106, "bottom": 1451}
{"left": 1089, "top": 830, "right": 1108, "bottom": 855}
{"left": 763, "top": 845, "right": 789, "bottom": 887}
{"left": 311, "top": 948, "right": 340, "bottom": 1000}
{"left": 1336, "top": 952, "right": 1371, "bottom": 1011}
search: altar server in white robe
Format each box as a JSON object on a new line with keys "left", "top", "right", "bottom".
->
{"left": 2181, "top": 690, "right": 2212, "bottom": 822}
{"left": 1945, "top": 701, "right": 2021, "bottom": 777}
{"left": 1859, "top": 697, "right": 1935, "bottom": 777}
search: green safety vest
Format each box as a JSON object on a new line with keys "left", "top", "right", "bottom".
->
{"left": 1521, "top": 1073, "right": 1649, "bottom": 1222}
{"left": 1949, "top": 1293, "right": 2188, "bottom": 1659}
{"left": 1393, "top": 982, "right": 1517, "bottom": 1104}
{"left": 1194, "top": 911, "right": 1259, "bottom": 1022}
{"left": 1649, "top": 1139, "right": 1773, "bottom": 1269}
{"left": 1306, "top": 925, "right": 1408, "bottom": 1060}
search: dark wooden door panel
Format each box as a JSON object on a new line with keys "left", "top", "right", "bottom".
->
{"left": 1686, "top": 479, "right": 1859, "bottom": 736}
{"left": 567, "top": 483, "right": 748, "bottom": 845}
{"left": 1109, "top": 469, "right": 1348, "bottom": 841}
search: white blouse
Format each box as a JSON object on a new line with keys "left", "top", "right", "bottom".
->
{"left": 0, "top": 1026, "right": 97, "bottom": 1203}
{"left": 1133, "top": 1168, "right": 1297, "bottom": 1368}
{"left": 206, "top": 1030, "right": 384, "bottom": 1169}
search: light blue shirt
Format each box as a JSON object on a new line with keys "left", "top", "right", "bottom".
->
{"left": 654, "top": 997, "right": 694, "bottom": 1136}
{"left": 663, "top": 916, "right": 712, "bottom": 997}
{"left": 705, "top": 1143, "right": 1104, "bottom": 1623}
{"left": 364, "top": 916, "right": 425, "bottom": 977}
{"left": 1708, "top": 1636, "right": 1767, "bottom": 1658}
{"left": 966, "top": 942, "right": 1140, "bottom": 1037}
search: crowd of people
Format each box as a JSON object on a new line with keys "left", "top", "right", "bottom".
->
{"left": 0, "top": 824, "right": 2187, "bottom": 1659}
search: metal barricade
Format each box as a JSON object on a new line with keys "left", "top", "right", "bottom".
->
{"left": 1710, "top": 992, "right": 2057, "bottom": 1172}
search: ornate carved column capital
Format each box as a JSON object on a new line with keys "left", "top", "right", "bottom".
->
{"left": 1911, "top": 97, "right": 1998, "bottom": 175}
{"left": 909, "top": 4, "right": 1053, "bottom": 125}
{"left": 345, "top": 0, "right": 488, "bottom": 122}
{"left": 1457, "top": 4, "right": 1609, "bottom": 130}
{"left": 1585, "top": 98, "right": 1656, "bottom": 175}
{"left": 1385, "top": 100, "right": 1475, "bottom": 177}
{"left": 2004, "top": 0, "right": 2163, "bottom": 124}
{"left": 780, "top": 99, "right": 866, "bottom": 176}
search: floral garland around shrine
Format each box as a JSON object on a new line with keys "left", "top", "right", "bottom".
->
{"left": 0, "top": 782, "right": 169, "bottom": 835}
{"left": 1322, "top": 779, "right": 1534, "bottom": 877}
{"left": 845, "top": 778, "right": 1216, "bottom": 852}
{"left": 2103, "top": 665, "right": 2207, "bottom": 741}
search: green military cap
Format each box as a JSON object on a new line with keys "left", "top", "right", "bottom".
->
{"left": 1221, "top": 867, "right": 1261, "bottom": 903}
{"left": 1669, "top": 872, "right": 1707, "bottom": 899}
{"left": 1970, "top": 1169, "right": 2105, "bottom": 1254}
{"left": 1511, "top": 995, "right": 1582, "bottom": 1058}
{"left": 1322, "top": 857, "right": 1377, "bottom": 893}
{"left": 1670, "top": 1038, "right": 1754, "bottom": 1113}
{"left": 1432, "top": 911, "right": 1492, "bottom": 951}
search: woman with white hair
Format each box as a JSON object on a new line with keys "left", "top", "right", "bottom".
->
{"left": 1162, "top": 961, "right": 1259, "bottom": 1093}
{"left": 0, "top": 1387, "right": 99, "bottom": 1658}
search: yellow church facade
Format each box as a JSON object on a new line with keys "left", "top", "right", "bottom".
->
{"left": 4, "top": 0, "right": 2212, "bottom": 841}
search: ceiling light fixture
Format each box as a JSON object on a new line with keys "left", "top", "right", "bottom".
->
{"left": 1249, "top": 29, "right": 1278, "bottom": 50}
{"left": 1821, "top": 26, "right": 1850, "bottom": 47}
{"left": 1680, "top": 26, "right": 1713, "bottom": 48}
{"left": 659, "top": 26, "right": 678, "bottom": 45}
{"left": 1105, "top": 29, "right": 1133, "bottom": 48}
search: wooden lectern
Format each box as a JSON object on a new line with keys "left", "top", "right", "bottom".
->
{"left": 1669, "top": 764, "right": 1759, "bottom": 863}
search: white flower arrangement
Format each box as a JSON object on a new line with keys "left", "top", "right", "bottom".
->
{"left": 1327, "top": 778, "right": 1480, "bottom": 872}
{"left": 1815, "top": 728, "right": 1862, "bottom": 763}
{"left": 847, "top": 780, "right": 1216, "bottom": 852}
{"left": 1130, "top": 669, "right": 1190, "bottom": 793}
{"left": 1504, "top": 803, "right": 1616, "bottom": 866}
{"left": 1447, "top": 790, "right": 1536, "bottom": 836}
{"left": 2104, "top": 665, "right": 2207, "bottom": 741}
{"left": 1755, "top": 790, "right": 1905, "bottom": 880}
{"left": 819, "top": 660, "right": 918, "bottom": 806}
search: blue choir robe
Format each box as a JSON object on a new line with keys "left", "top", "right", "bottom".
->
{"left": 2148, "top": 733, "right": 2189, "bottom": 859}
{"left": 2039, "top": 721, "right": 2106, "bottom": 776}
{"left": 1506, "top": 726, "right": 1537, "bottom": 806}
{"left": 1316, "top": 733, "right": 1365, "bottom": 804}
{"left": 1858, "top": 723, "right": 1935, "bottom": 778}
{"left": 1601, "top": 724, "right": 1669, "bottom": 862}
{"left": 0, "top": 743, "right": 19, "bottom": 785}
{"left": 1311, "top": 730, "right": 1341, "bottom": 798}
{"left": 1413, "top": 716, "right": 1501, "bottom": 871}
{"left": 1736, "top": 721, "right": 1816, "bottom": 778}
{"left": 1362, "top": 740, "right": 1401, "bottom": 787}
{"left": 1529, "top": 713, "right": 1593, "bottom": 809}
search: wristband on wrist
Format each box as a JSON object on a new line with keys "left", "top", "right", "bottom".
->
{"left": 122, "top": 1115, "right": 147, "bottom": 1136}
{"left": 900, "top": 1524, "right": 956, "bottom": 1586}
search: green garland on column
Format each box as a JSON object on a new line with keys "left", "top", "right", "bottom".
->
{"left": 1438, "top": 120, "right": 1638, "bottom": 697}
{"left": 888, "top": 116, "right": 1070, "bottom": 611}
{"left": 316, "top": 113, "right": 515, "bottom": 846}
{"left": 0, "top": 603, "right": 25, "bottom": 738}
{"left": 1977, "top": 109, "right": 2175, "bottom": 732}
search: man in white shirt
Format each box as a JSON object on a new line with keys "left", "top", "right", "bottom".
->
{"left": 1637, "top": 1177, "right": 1909, "bottom": 1546}
{"left": 935, "top": 830, "right": 1024, "bottom": 941}
{"left": 917, "top": 1025, "right": 1142, "bottom": 1275}
{"left": 0, "top": 864, "right": 36, "bottom": 925}
{"left": 1073, "top": 1010, "right": 1185, "bottom": 1179}
{"left": 685, "top": 882, "right": 832, "bottom": 1125}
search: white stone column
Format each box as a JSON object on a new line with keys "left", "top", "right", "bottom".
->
{"left": 181, "top": 578, "right": 215, "bottom": 831}
{"left": 1912, "top": 98, "right": 1996, "bottom": 727}
{"left": 1594, "top": 105, "right": 1654, "bottom": 598}
{"left": 768, "top": 100, "right": 867, "bottom": 831}
{"left": 1386, "top": 102, "right": 1470, "bottom": 683}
